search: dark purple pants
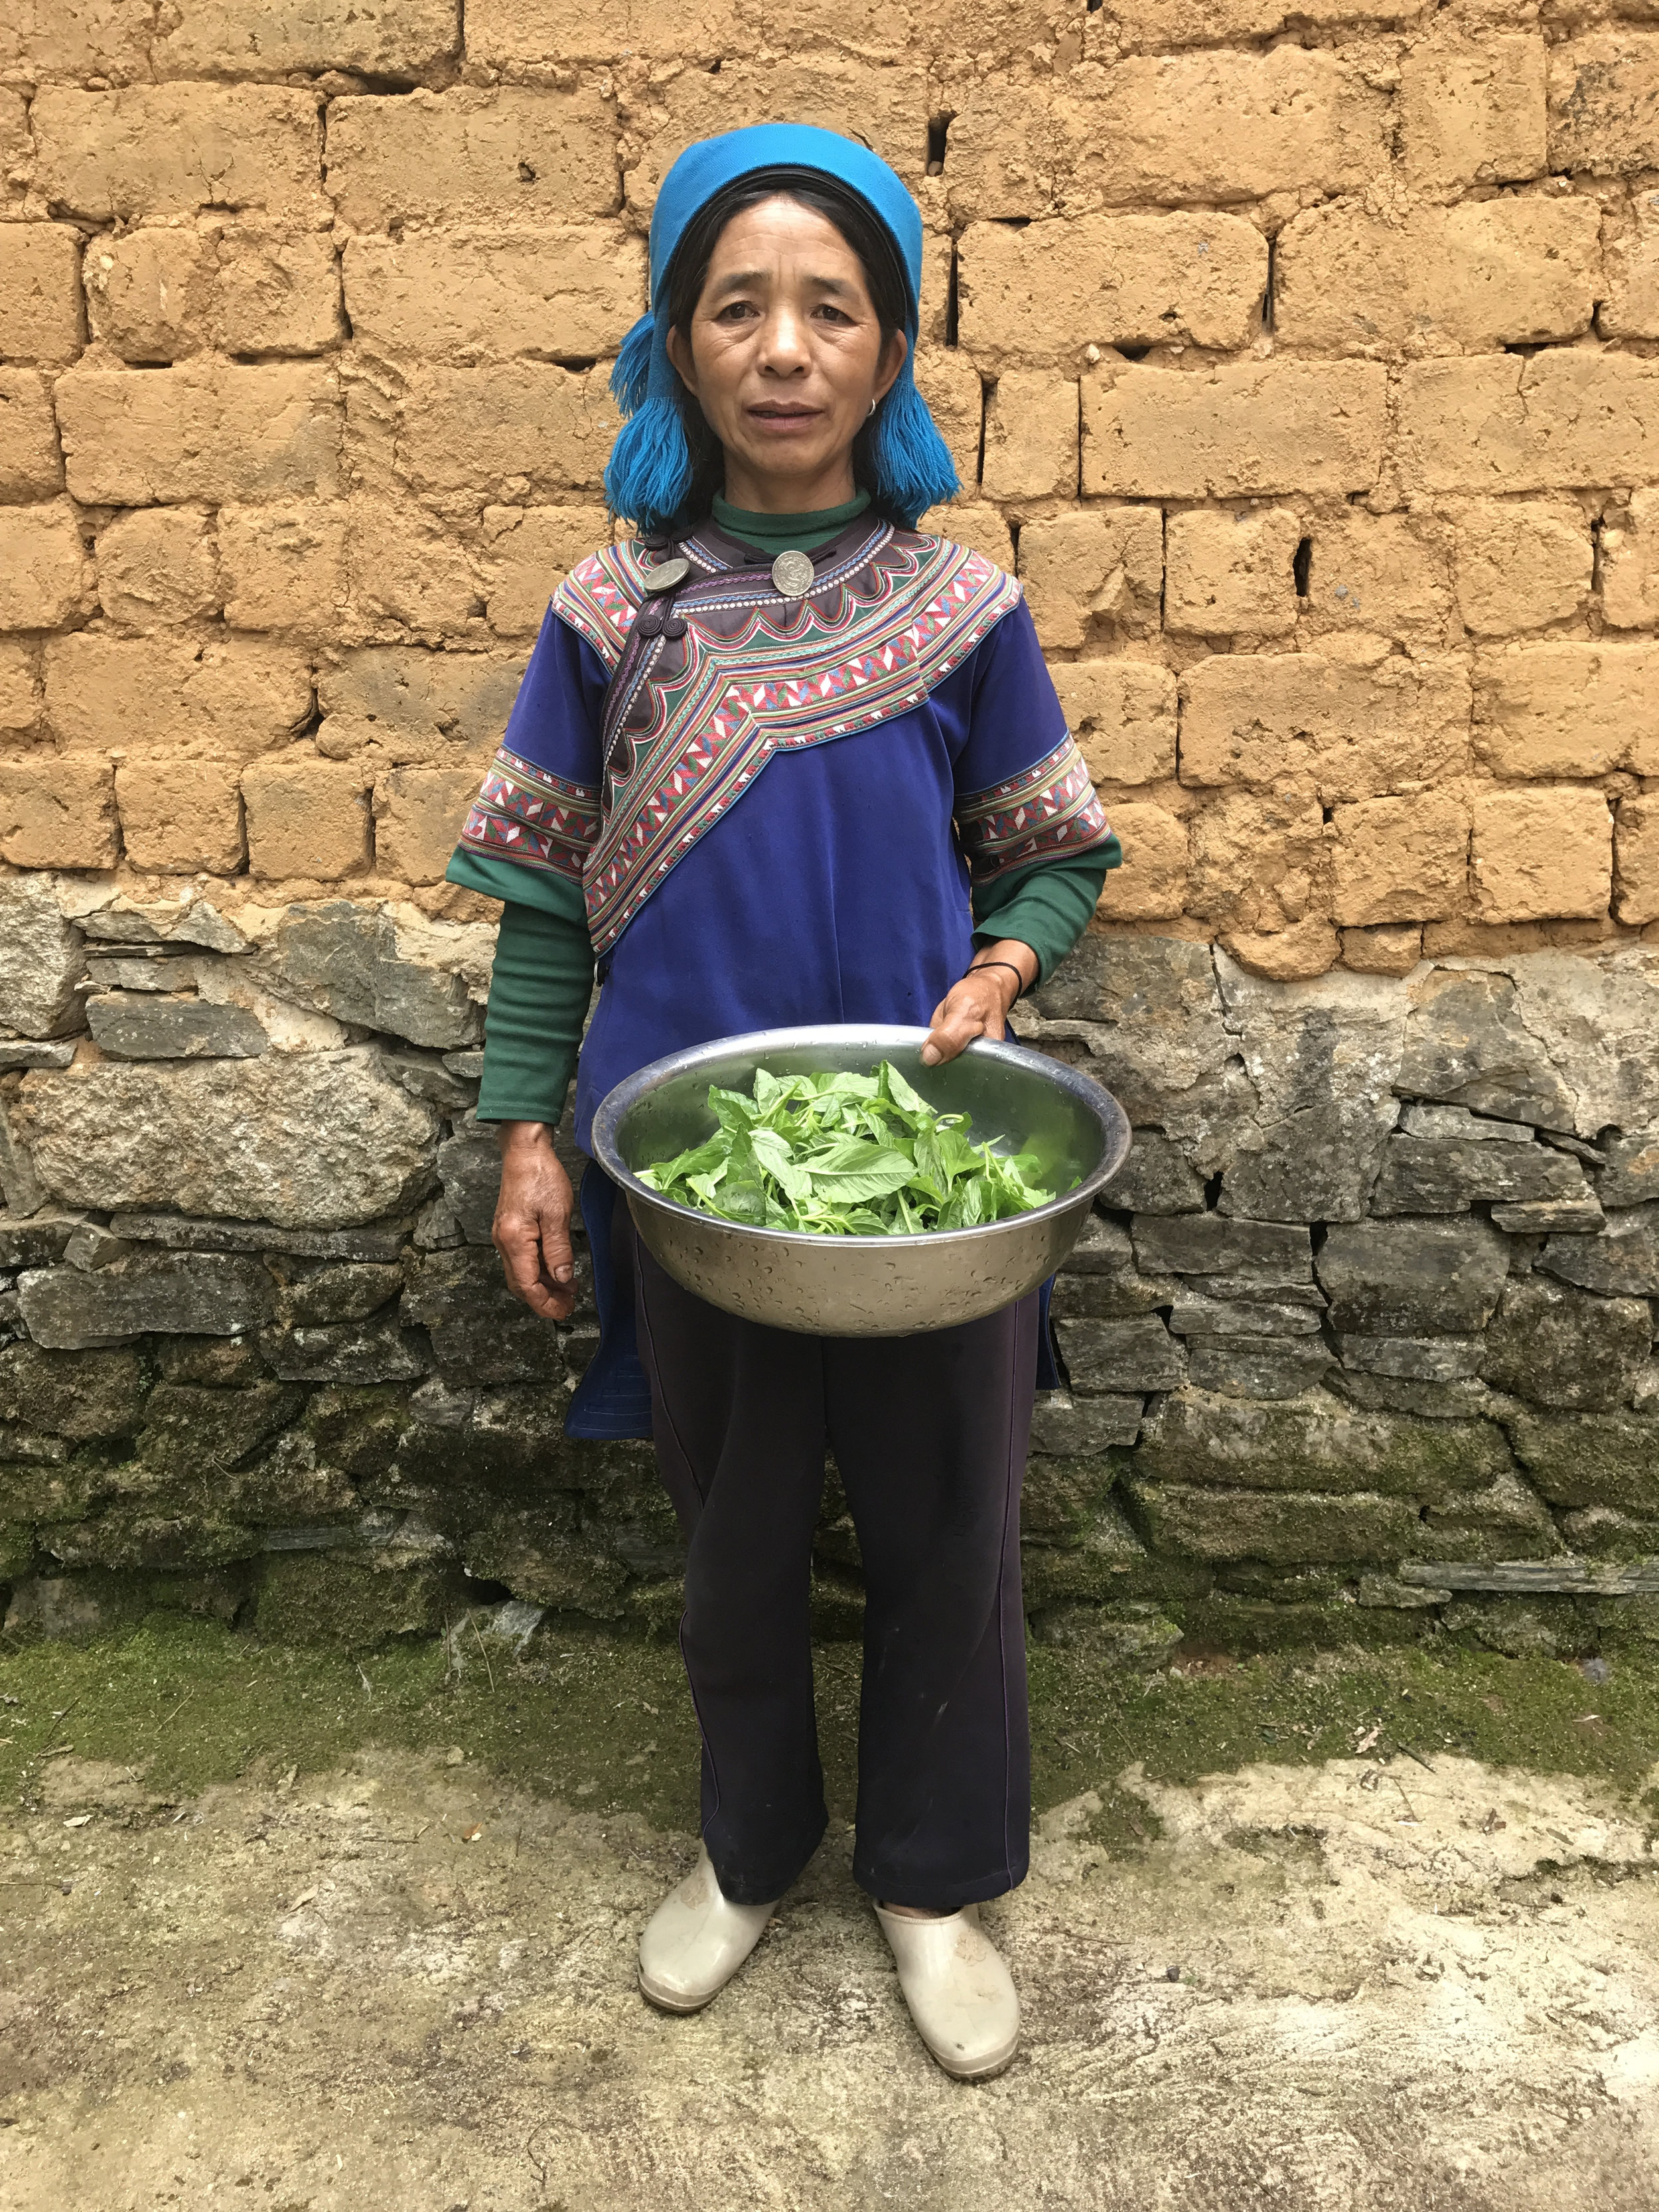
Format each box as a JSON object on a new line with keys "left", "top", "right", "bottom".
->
{"left": 624, "top": 1211, "right": 1039, "bottom": 1911}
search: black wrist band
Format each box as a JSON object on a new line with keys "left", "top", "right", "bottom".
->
{"left": 967, "top": 959, "right": 1027, "bottom": 1003}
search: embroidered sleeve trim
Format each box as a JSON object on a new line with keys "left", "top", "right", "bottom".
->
{"left": 457, "top": 745, "right": 601, "bottom": 885}
{"left": 955, "top": 734, "right": 1115, "bottom": 885}
{"left": 551, "top": 543, "right": 656, "bottom": 670}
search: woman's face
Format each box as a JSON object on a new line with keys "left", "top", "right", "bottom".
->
{"left": 666, "top": 194, "right": 907, "bottom": 510}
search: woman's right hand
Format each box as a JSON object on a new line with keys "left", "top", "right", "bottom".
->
{"left": 492, "top": 1121, "right": 577, "bottom": 1321}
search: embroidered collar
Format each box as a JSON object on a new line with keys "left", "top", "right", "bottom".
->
{"left": 462, "top": 522, "right": 1025, "bottom": 960}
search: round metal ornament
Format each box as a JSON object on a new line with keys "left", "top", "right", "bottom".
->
{"left": 642, "top": 555, "right": 691, "bottom": 595}
{"left": 770, "top": 549, "right": 816, "bottom": 599}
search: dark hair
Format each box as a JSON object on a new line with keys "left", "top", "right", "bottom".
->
{"left": 662, "top": 168, "right": 911, "bottom": 524}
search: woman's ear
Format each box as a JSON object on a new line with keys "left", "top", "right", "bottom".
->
{"left": 874, "top": 326, "right": 908, "bottom": 407}
{"left": 665, "top": 323, "right": 698, "bottom": 398}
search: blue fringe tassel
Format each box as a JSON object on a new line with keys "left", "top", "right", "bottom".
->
{"left": 869, "top": 367, "right": 959, "bottom": 528}
{"left": 604, "top": 395, "right": 693, "bottom": 531}
{"left": 610, "top": 312, "right": 658, "bottom": 415}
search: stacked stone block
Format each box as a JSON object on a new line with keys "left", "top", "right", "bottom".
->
{"left": 1, "top": 1, "right": 1657, "bottom": 1651}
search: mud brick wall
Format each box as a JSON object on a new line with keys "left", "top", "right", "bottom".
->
{"left": 1, "top": 1, "right": 1658, "bottom": 1657}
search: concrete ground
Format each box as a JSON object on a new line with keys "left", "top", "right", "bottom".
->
{"left": 4, "top": 1627, "right": 1659, "bottom": 2210}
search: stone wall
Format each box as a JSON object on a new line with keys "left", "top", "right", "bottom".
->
{"left": 1, "top": 1, "right": 1658, "bottom": 1651}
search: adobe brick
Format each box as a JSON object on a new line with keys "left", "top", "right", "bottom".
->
{"left": 31, "top": 86, "right": 325, "bottom": 222}
{"left": 1092, "top": 0, "right": 1415, "bottom": 46}
{"left": 1092, "top": 47, "right": 1389, "bottom": 206}
{"left": 346, "top": 500, "right": 479, "bottom": 639}
{"left": 154, "top": 0, "right": 459, "bottom": 81}
{"left": 1603, "top": 200, "right": 1659, "bottom": 339}
{"left": 1615, "top": 795, "right": 1659, "bottom": 928}
{"left": 1474, "top": 642, "right": 1659, "bottom": 778}
{"left": 1301, "top": 512, "right": 1455, "bottom": 646}
{"left": 216, "top": 229, "right": 342, "bottom": 356}
{"left": 622, "top": 60, "right": 928, "bottom": 222}
{"left": 396, "top": 364, "right": 620, "bottom": 500}
{"left": 1, "top": 1, "right": 151, "bottom": 82}
{"left": 1049, "top": 660, "right": 1177, "bottom": 789}
{"left": 917, "top": 500, "right": 1014, "bottom": 573}
{"left": 115, "top": 757, "right": 246, "bottom": 877}
{"left": 0, "top": 755, "right": 119, "bottom": 871}
{"left": 946, "top": 48, "right": 1386, "bottom": 221}
{"left": 1094, "top": 802, "right": 1188, "bottom": 922}
{"left": 54, "top": 362, "right": 342, "bottom": 507}
{"left": 326, "top": 90, "right": 620, "bottom": 231}
{"left": 0, "top": 371, "right": 64, "bottom": 503}
{"left": 0, "top": 228, "right": 85, "bottom": 368}
{"left": 482, "top": 504, "right": 611, "bottom": 637}
{"left": 1340, "top": 924, "right": 1424, "bottom": 979}
{"left": 982, "top": 374, "right": 1078, "bottom": 502}
{"left": 0, "top": 95, "right": 27, "bottom": 214}
{"left": 467, "top": 0, "right": 750, "bottom": 67}
{"left": 1400, "top": 34, "right": 1546, "bottom": 194}
{"left": 84, "top": 230, "right": 218, "bottom": 363}
{"left": 372, "top": 767, "right": 481, "bottom": 885}
{"left": 44, "top": 635, "right": 311, "bottom": 764}
{"left": 912, "top": 353, "right": 981, "bottom": 496}
{"left": 315, "top": 648, "right": 527, "bottom": 766}
{"left": 1453, "top": 501, "right": 1593, "bottom": 638}
{"left": 1181, "top": 653, "right": 1473, "bottom": 802}
{"left": 1187, "top": 789, "right": 1329, "bottom": 936}
{"left": 1275, "top": 198, "right": 1599, "bottom": 356}
{"left": 96, "top": 506, "right": 221, "bottom": 628}
{"left": 1619, "top": 800, "right": 1654, "bottom": 928}
{"left": 0, "top": 503, "right": 90, "bottom": 632}
{"left": 1016, "top": 506, "right": 1163, "bottom": 652}
{"left": 1164, "top": 508, "right": 1300, "bottom": 639}
{"left": 243, "top": 757, "right": 373, "bottom": 881}
{"left": 1471, "top": 786, "right": 1611, "bottom": 922}
{"left": 956, "top": 213, "right": 1267, "bottom": 370}
{"left": 343, "top": 229, "right": 645, "bottom": 364}
{"left": 1602, "top": 488, "right": 1659, "bottom": 629}
{"left": 218, "top": 503, "right": 348, "bottom": 635}
{"left": 0, "top": 642, "right": 40, "bottom": 734}
{"left": 1331, "top": 791, "right": 1469, "bottom": 928}
{"left": 1396, "top": 352, "right": 1659, "bottom": 494}
{"left": 1084, "top": 360, "right": 1386, "bottom": 500}
{"left": 86, "top": 226, "right": 343, "bottom": 362}
{"left": 1550, "top": 34, "right": 1659, "bottom": 175}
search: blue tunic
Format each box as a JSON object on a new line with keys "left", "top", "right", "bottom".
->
{"left": 489, "top": 588, "right": 1079, "bottom": 1155}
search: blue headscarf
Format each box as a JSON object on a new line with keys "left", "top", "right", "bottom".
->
{"left": 605, "top": 123, "right": 960, "bottom": 532}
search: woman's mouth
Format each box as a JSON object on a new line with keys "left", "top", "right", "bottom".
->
{"left": 747, "top": 404, "right": 822, "bottom": 433}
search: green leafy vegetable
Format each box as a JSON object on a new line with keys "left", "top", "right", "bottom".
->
{"left": 636, "top": 1061, "right": 1060, "bottom": 1235}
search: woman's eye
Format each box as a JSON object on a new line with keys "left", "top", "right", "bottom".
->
{"left": 814, "top": 305, "right": 853, "bottom": 325}
{"left": 714, "top": 301, "right": 758, "bottom": 323}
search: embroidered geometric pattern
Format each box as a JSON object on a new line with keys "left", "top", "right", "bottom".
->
{"left": 458, "top": 747, "right": 601, "bottom": 884}
{"left": 560, "top": 528, "right": 1027, "bottom": 956}
{"left": 955, "top": 735, "right": 1114, "bottom": 885}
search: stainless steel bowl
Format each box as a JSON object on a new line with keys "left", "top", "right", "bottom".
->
{"left": 591, "top": 1024, "right": 1131, "bottom": 1337}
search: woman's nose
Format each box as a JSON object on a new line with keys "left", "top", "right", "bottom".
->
{"left": 756, "top": 304, "right": 811, "bottom": 373}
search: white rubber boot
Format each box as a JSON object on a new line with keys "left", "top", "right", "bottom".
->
{"left": 638, "top": 1843, "right": 778, "bottom": 2014}
{"left": 875, "top": 1903, "right": 1021, "bottom": 2081}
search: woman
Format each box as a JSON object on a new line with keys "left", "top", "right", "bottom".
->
{"left": 446, "top": 123, "right": 1122, "bottom": 2081}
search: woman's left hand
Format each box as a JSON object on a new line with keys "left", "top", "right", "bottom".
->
{"left": 920, "top": 940, "right": 1039, "bottom": 1065}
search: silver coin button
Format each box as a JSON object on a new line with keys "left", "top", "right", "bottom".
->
{"left": 770, "top": 549, "right": 816, "bottom": 599}
{"left": 642, "top": 554, "right": 691, "bottom": 595}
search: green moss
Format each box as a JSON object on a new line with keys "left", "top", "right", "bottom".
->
{"left": 253, "top": 1551, "right": 466, "bottom": 1646}
{"left": 1171, "top": 1593, "right": 1432, "bottom": 1654}
{"left": 6, "top": 1611, "right": 1659, "bottom": 1850}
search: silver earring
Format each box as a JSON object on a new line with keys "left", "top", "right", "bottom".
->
{"left": 868, "top": 398, "right": 877, "bottom": 417}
